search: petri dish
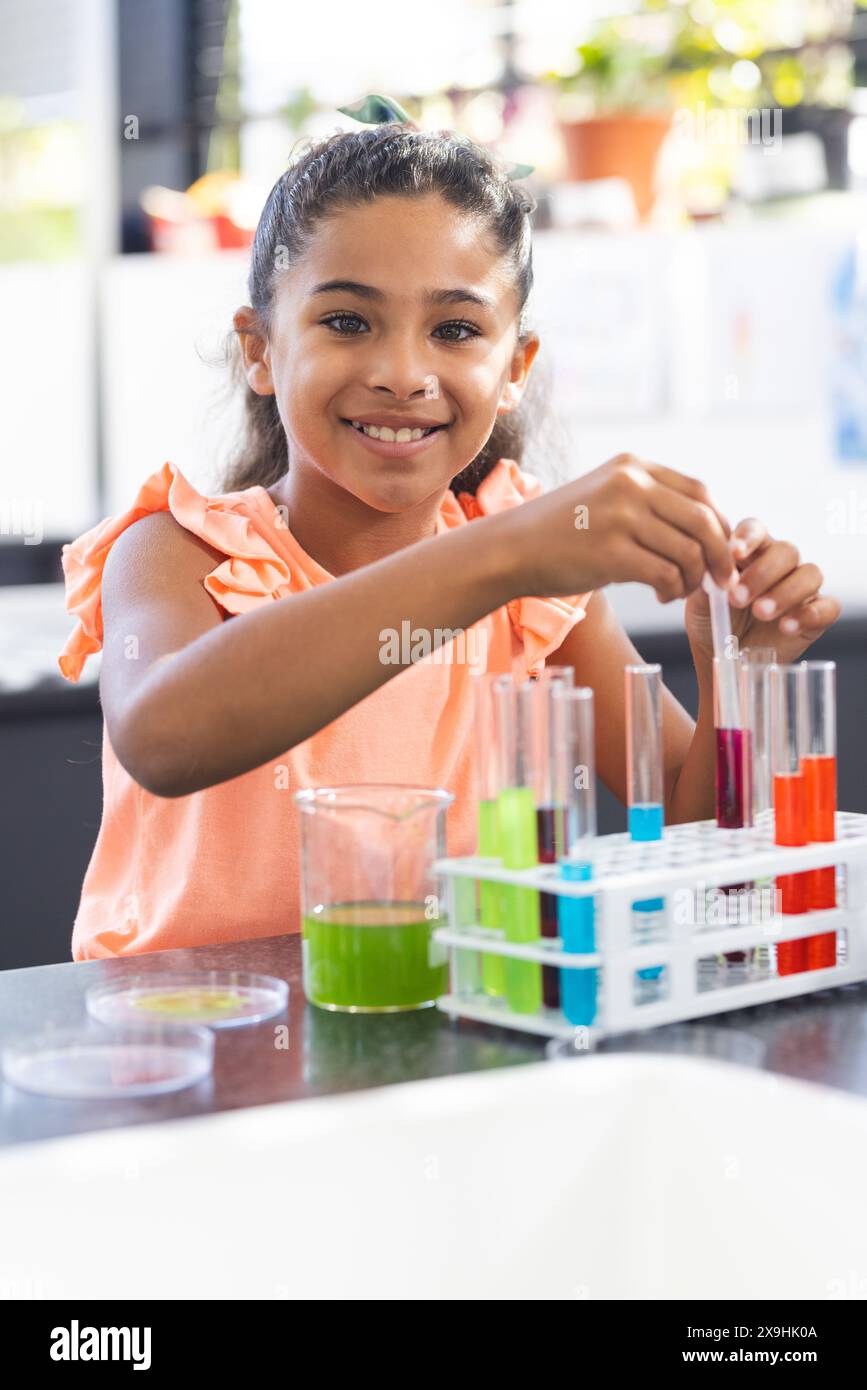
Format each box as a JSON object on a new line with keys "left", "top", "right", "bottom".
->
{"left": 86, "top": 971, "right": 288, "bottom": 1029}
{"left": 2, "top": 1024, "right": 214, "bottom": 1099}
{"left": 546, "top": 1022, "right": 767, "bottom": 1068}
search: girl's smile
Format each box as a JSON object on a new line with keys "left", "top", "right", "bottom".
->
{"left": 341, "top": 413, "right": 451, "bottom": 459}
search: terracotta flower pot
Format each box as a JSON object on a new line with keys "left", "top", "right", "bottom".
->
{"left": 559, "top": 112, "right": 673, "bottom": 220}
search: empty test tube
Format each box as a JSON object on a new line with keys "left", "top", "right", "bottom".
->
{"left": 739, "top": 650, "right": 776, "bottom": 824}
{"left": 739, "top": 649, "right": 777, "bottom": 967}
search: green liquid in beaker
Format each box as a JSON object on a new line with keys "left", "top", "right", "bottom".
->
{"left": 302, "top": 902, "right": 447, "bottom": 1012}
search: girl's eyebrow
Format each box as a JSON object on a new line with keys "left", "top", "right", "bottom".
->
{"left": 308, "top": 279, "right": 497, "bottom": 312}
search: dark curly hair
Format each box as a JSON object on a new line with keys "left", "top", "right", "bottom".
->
{"left": 222, "top": 120, "right": 539, "bottom": 496}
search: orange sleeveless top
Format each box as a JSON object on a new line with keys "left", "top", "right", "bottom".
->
{"left": 58, "top": 459, "right": 592, "bottom": 960}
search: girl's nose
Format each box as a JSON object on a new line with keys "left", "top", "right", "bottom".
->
{"left": 365, "top": 334, "right": 435, "bottom": 400}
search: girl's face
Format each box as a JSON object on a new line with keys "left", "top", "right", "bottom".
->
{"left": 236, "top": 192, "right": 538, "bottom": 513}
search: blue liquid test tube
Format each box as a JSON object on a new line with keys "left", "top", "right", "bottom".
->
{"left": 626, "top": 664, "right": 666, "bottom": 993}
{"left": 551, "top": 685, "right": 597, "bottom": 1026}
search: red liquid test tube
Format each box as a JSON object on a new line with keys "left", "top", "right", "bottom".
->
{"left": 713, "top": 655, "right": 753, "bottom": 961}
{"left": 802, "top": 661, "right": 837, "bottom": 970}
{"left": 771, "top": 663, "right": 809, "bottom": 974}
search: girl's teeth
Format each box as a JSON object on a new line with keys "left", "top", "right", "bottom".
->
{"left": 350, "top": 420, "right": 430, "bottom": 442}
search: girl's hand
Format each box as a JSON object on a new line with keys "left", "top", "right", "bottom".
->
{"left": 508, "top": 454, "right": 740, "bottom": 599}
{"left": 684, "top": 517, "right": 842, "bottom": 664}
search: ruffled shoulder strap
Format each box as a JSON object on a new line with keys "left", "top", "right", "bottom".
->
{"left": 57, "top": 462, "right": 298, "bottom": 683}
{"left": 447, "top": 458, "right": 593, "bottom": 677}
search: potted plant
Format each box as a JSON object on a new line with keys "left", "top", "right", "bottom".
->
{"left": 549, "top": 0, "right": 857, "bottom": 217}
{"left": 751, "top": 43, "right": 855, "bottom": 190}
{"left": 550, "top": 11, "right": 681, "bottom": 220}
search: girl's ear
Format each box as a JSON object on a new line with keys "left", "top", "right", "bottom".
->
{"left": 233, "top": 306, "right": 275, "bottom": 396}
{"left": 497, "top": 333, "right": 540, "bottom": 415}
{"left": 496, "top": 383, "right": 522, "bottom": 415}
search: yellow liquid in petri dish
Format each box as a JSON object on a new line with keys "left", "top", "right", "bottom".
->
{"left": 131, "top": 989, "right": 248, "bottom": 1021}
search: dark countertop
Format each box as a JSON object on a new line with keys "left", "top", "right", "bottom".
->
{"left": 3, "top": 933, "right": 867, "bottom": 1149}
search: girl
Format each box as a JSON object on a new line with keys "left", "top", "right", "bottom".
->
{"left": 58, "top": 110, "right": 840, "bottom": 961}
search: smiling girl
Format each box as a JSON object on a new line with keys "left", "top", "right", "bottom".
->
{"left": 58, "top": 112, "right": 840, "bottom": 960}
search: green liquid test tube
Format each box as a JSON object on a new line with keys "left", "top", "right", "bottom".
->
{"left": 497, "top": 785, "right": 542, "bottom": 1012}
{"left": 477, "top": 797, "right": 507, "bottom": 996}
{"left": 493, "top": 675, "right": 542, "bottom": 1014}
{"left": 474, "top": 673, "right": 506, "bottom": 997}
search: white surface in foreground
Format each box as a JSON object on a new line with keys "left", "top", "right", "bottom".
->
{"left": 0, "top": 1053, "right": 864, "bottom": 1300}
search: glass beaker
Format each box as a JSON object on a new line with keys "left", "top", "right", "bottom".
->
{"left": 295, "top": 785, "right": 454, "bottom": 1013}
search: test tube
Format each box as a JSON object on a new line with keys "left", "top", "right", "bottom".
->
{"left": 705, "top": 573, "right": 752, "bottom": 889}
{"left": 713, "top": 657, "right": 752, "bottom": 831}
{"left": 626, "top": 664, "right": 666, "bottom": 998}
{"left": 711, "top": 651, "right": 753, "bottom": 966}
{"left": 552, "top": 686, "right": 597, "bottom": 1027}
{"left": 474, "top": 673, "right": 506, "bottom": 998}
{"left": 771, "top": 662, "right": 809, "bottom": 974}
{"left": 802, "top": 660, "right": 838, "bottom": 970}
{"left": 521, "top": 666, "right": 574, "bottom": 1009}
{"left": 539, "top": 665, "right": 576, "bottom": 687}
{"left": 739, "top": 649, "right": 777, "bottom": 969}
{"left": 704, "top": 573, "right": 742, "bottom": 730}
{"left": 739, "top": 650, "right": 776, "bottom": 823}
{"left": 493, "top": 675, "right": 542, "bottom": 1014}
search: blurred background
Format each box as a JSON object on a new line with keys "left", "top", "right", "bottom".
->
{"left": 2, "top": 0, "right": 867, "bottom": 967}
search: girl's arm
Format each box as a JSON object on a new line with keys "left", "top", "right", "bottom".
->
{"left": 99, "top": 454, "right": 738, "bottom": 798}
{"left": 547, "top": 590, "right": 713, "bottom": 823}
{"left": 100, "top": 507, "right": 518, "bottom": 798}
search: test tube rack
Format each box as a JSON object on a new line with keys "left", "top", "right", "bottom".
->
{"left": 432, "top": 811, "right": 867, "bottom": 1041}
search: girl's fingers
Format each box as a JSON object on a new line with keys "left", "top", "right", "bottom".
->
{"left": 728, "top": 538, "right": 803, "bottom": 610}
{"left": 749, "top": 562, "right": 824, "bottom": 623}
{"left": 777, "top": 593, "right": 842, "bottom": 638}
{"left": 622, "top": 540, "right": 697, "bottom": 603}
{"left": 645, "top": 464, "right": 732, "bottom": 536}
{"left": 730, "top": 516, "right": 768, "bottom": 561}
{"left": 646, "top": 482, "right": 739, "bottom": 589}
{"left": 629, "top": 516, "right": 708, "bottom": 594}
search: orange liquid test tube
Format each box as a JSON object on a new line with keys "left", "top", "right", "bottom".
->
{"left": 771, "top": 664, "right": 809, "bottom": 975}
{"left": 802, "top": 661, "right": 838, "bottom": 971}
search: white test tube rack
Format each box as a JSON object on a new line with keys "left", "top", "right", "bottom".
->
{"left": 432, "top": 811, "right": 867, "bottom": 1041}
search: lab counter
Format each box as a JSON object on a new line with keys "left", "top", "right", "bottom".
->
{"left": 4, "top": 930, "right": 867, "bottom": 1150}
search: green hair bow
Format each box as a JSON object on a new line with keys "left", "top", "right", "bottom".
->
{"left": 337, "top": 93, "right": 535, "bottom": 180}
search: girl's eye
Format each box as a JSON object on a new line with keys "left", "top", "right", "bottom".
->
{"left": 320, "top": 314, "right": 481, "bottom": 342}
{"left": 321, "top": 312, "right": 368, "bottom": 336}
{"left": 433, "top": 320, "right": 482, "bottom": 343}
